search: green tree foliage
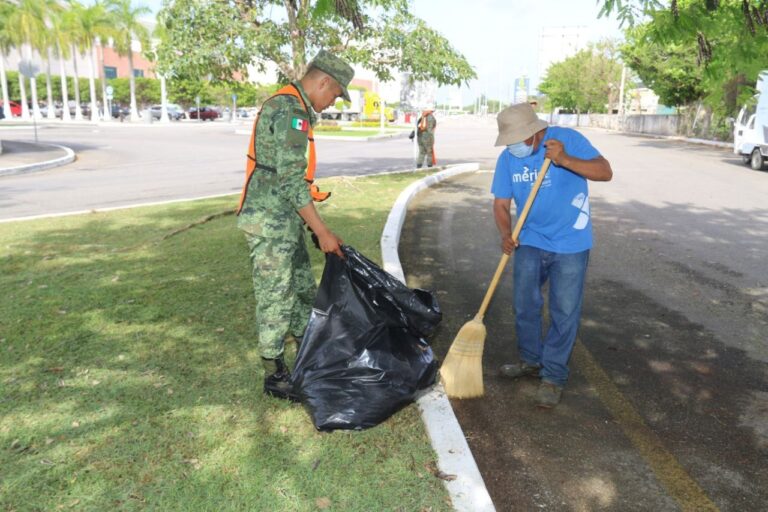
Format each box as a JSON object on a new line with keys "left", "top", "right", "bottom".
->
{"left": 107, "top": 77, "right": 158, "bottom": 105}
{"left": 621, "top": 23, "right": 705, "bottom": 107}
{"left": 155, "top": 0, "right": 475, "bottom": 86}
{"left": 539, "top": 41, "right": 623, "bottom": 113}
{"left": 603, "top": 0, "right": 768, "bottom": 114}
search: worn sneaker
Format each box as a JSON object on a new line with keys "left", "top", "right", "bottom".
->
{"left": 535, "top": 381, "right": 563, "bottom": 409}
{"left": 498, "top": 361, "right": 541, "bottom": 379}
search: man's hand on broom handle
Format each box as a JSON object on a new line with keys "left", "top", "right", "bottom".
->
{"left": 501, "top": 234, "right": 519, "bottom": 255}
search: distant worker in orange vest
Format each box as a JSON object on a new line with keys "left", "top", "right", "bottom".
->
{"left": 416, "top": 107, "right": 437, "bottom": 168}
{"left": 236, "top": 50, "right": 354, "bottom": 400}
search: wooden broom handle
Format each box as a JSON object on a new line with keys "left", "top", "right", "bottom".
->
{"left": 475, "top": 158, "right": 552, "bottom": 320}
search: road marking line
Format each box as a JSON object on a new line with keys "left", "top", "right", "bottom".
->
{"left": 573, "top": 341, "right": 719, "bottom": 512}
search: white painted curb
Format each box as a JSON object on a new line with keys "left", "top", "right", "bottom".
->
{"left": 0, "top": 142, "right": 76, "bottom": 177}
{"left": 379, "top": 162, "right": 496, "bottom": 512}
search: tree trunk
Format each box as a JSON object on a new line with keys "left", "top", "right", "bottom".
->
{"left": 58, "top": 42, "right": 71, "bottom": 121}
{"left": 29, "top": 76, "right": 42, "bottom": 120}
{"left": 284, "top": 0, "right": 306, "bottom": 79}
{"left": 18, "top": 73, "right": 30, "bottom": 120}
{"left": 88, "top": 42, "right": 99, "bottom": 122}
{"left": 98, "top": 38, "right": 109, "bottom": 122}
{"left": 71, "top": 44, "right": 83, "bottom": 121}
{"left": 128, "top": 47, "right": 139, "bottom": 121}
{"left": 26, "top": 46, "right": 42, "bottom": 120}
{"left": 45, "top": 47, "right": 55, "bottom": 120}
{"left": 0, "top": 53, "right": 11, "bottom": 119}
{"left": 160, "top": 74, "right": 169, "bottom": 123}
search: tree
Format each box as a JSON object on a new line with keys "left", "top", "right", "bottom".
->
{"left": 611, "top": 0, "right": 768, "bottom": 116}
{"left": 155, "top": 0, "right": 475, "bottom": 87}
{"left": 38, "top": 0, "right": 64, "bottom": 120}
{"left": 539, "top": 41, "right": 624, "bottom": 114}
{"left": 69, "top": 0, "right": 112, "bottom": 121}
{"left": 108, "top": 0, "right": 151, "bottom": 121}
{"left": 0, "top": 0, "right": 16, "bottom": 119}
{"left": 8, "top": 0, "right": 49, "bottom": 120}
{"left": 621, "top": 23, "right": 705, "bottom": 107}
{"left": 63, "top": 2, "right": 85, "bottom": 120}
{"left": 48, "top": 5, "right": 74, "bottom": 121}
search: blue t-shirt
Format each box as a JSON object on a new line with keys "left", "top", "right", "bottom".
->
{"left": 491, "top": 126, "right": 600, "bottom": 253}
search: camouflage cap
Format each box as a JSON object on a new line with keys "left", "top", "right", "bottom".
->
{"left": 308, "top": 50, "right": 354, "bottom": 101}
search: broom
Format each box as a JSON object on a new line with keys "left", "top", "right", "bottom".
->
{"left": 440, "top": 158, "right": 553, "bottom": 398}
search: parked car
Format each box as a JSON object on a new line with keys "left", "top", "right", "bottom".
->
{"left": 66, "top": 101, "right": 91, "bottom": 118}
{"left": 39, "top": 104, "right": 66, "bottom": 118}
{"left": 188, "top": 106, "right": 220, "bottom": 121}
{"left": 0, "top": 100, "right": 22, "bottom": 118}
{"left": 236, "top": 107, "right": 254, "bottom": 118}
{"left": 150, "top": 103, "right": 184, "bottom": 121}
{"left": 111, "top": 104, "right": 130, "bottom": 120}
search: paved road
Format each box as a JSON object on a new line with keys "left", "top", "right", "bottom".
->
{"left": 0, "top": 117, "right": 495, "bottom": 220}
{"left": 399, "top": 124, "right": 768, "bottom": 510}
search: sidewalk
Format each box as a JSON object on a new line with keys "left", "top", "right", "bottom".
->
{"left": 0, "top": 140, "right": 76, "bottom": 177}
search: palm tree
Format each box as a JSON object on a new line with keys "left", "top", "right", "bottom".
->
{"left": 49, "top": 5, "right": 73, "bottom": 121}
{"left": 69, "top": 1, "right": 111, "bottom": 122}
{"left": 9, "top": 0, "right": 48, "bottom": 120}
{"left": 107, "top": 0, "right": 150, "bottom": 122}
{"left": 63, "top": 3, "right": 84, "bottom": 121}
{"left": 0, "top": 1, "right": 16, "bottom": 120}
{"left": 97, "top": 36, "right": 111, "bottom": 121}
{"left": 150, "top": 20, "right": 170, "bottom": 123}
{"left": 32, "top": 0, "right": 64, "bottom": 121}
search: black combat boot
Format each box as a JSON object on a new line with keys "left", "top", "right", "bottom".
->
{"left": 262, "top": 356, "right": 299, "bottom": 401}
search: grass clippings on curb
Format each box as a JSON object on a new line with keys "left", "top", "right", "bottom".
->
{"left": 0, "top": 171, "right": 453, "bottom": 511}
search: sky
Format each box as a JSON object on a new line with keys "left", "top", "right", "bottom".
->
{"left": 139, "top": 0, "right": 624, "bottom": 105}
{"left": 409, "top": 0, "right": 624, "bottom": 104}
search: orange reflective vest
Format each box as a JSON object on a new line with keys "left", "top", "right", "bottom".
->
{"left": 236, "top": 84, "right": 328, "bottom": 215}
{"left": 418, "top": 110, "right": 436, "bottom": 132}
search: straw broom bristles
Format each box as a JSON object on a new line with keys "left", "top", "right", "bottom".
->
{"left": 439, "top": 316, "right": 486, "bottom": 398}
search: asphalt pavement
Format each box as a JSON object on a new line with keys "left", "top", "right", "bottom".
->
{"left": 399, "top": 141, "right": 768, "bottom": 510}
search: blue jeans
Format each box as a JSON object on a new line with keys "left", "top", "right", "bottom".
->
{"left": 513, "top": 245, "right": 590, "bottom": 387}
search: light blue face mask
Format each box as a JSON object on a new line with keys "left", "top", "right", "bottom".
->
{"left": 506, "top": 141, "right": 534, "bottom": 158}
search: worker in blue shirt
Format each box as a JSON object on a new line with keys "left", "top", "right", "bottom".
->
{"left": 491, "top": 102, "right": 613, "bottom": 408}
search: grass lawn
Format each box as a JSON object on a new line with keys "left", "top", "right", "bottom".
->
{"left": 0, "top": 172, "right": 453, "bottom": 511}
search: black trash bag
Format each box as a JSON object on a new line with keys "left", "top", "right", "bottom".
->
{"left": 291, "top": 245, "right": 441, "bottom": 431}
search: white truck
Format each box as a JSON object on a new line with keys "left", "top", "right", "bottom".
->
{"left": 734, "top": 70, "right": 768, "bottom": 170}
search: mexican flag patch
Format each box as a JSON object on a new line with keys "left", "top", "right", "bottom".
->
{"left": 291, "top": 117, "right": 308, "bottom": 131}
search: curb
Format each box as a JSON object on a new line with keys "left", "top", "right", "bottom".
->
{"left": 0, "top": 142, "right": 76, "bottom": 177}
{"left": 379, "top": 162, "right": 496, "bottom": 512}
{"left": 584, "top": 126, "right": 733, "bottom": 149}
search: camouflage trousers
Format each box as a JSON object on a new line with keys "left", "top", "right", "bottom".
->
{"left": 245, "top": 231, "right": 316, "bottom": 359}
{"left": 417, "top": 135, "right": 436, "bottom": 167}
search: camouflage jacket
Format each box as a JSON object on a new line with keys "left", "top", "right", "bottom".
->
{"left": 417, "top": 113, "right": 436, "bottom": 140}
{"left": 236, "top": 81, "right": 316, "bottom": 240}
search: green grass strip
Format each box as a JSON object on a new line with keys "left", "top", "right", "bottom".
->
{"left": 0, "top": 171, "right": 453, "bottom": 511}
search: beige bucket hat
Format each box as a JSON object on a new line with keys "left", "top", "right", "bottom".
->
{"left": 495, "top": 103, "right": 548, "bottom": 146}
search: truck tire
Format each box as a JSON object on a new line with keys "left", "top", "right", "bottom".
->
{"left": 741, "top": 154, "right": 751, "bottom": 165}
{"left": 750, "top": 148, "right": 765, "bottom": 170}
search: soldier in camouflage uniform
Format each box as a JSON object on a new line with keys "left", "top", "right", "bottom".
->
{"left": 236, "top": 50, "right": 354, "bottom": 400}
{"left": 416, "top": 108, "right": 437, "bottom": 168}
